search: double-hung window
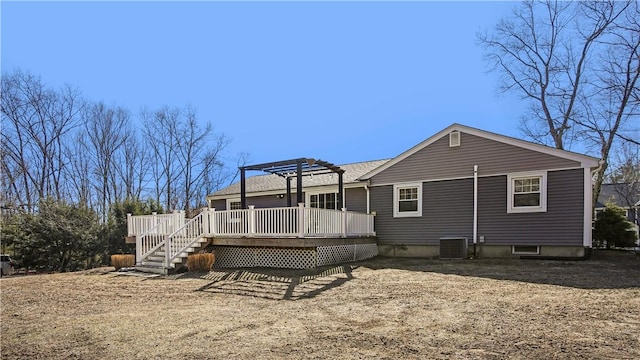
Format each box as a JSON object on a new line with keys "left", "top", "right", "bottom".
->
{"left": 507, "top": 172, "right": 547, "bottom": 213}
{"left": 393, "top": 183, "right": 422, "bottom": 217}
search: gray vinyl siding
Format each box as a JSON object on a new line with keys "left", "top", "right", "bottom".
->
{"left": 211, "top": 194, "right": 289, "bottom": 210}
{"left": 210, "top": 199, "right": 226, "bottom": 210}
{"left": 371, "top": 168, "right": 584, "bottom": 247}
{"left": 477, "top": 168, "right": 584, "bottom": 246}
{"left": 371, "top": 132, "right": 581, "bottom": 185}
{"left": 345, "top": 187, "right": 368, "bottom": 213}
{"left": 210, "top": 187, "right": 367, "bottom": 211}
{"left": 371, "top": 179, "right": 474, "bottom": 245}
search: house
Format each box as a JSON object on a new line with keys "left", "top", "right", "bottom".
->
{"left": 209, "top": 123, "right": 600, "bottom": 258}
{"left": 128, "top": 123, "right": 600, "bottom": 273}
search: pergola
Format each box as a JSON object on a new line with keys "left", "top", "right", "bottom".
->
{"left": 239, "top": 158, "right": 345, "bottom": 209}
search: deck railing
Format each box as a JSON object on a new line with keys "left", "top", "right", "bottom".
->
{"left": 165, "top": 210, "right": 208, "bottom": 267}
{"left": 130, "top": 205, "right": 375, "bottom": 267}
{"left": 205, "top": 204, "right": 375, "bottom": 238}
{"left": 127, "top": 211, "right": 185, "bottom": 237}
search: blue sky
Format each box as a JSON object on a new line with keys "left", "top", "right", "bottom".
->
{"left": 2, "top": 1, "right": 527, "bottom": 167}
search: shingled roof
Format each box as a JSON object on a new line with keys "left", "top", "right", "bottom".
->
{"left": 209, "top": 159, "right": 389, "bottom": 198}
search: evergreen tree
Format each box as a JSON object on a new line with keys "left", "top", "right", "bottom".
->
{"left": 594, "top": 203, "right": 638, "bottom": 248}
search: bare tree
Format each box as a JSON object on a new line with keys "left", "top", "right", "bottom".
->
{"left": 141, "top": 105, "right": 231, "bottom": 213}
{"left": 64, "top": 133, "right": 93, "bottom": 208}
{"left": 84, "top": 102, "right": 131, "bottom": 221}
{"left": 478, "top": 0, "right": 638, "bottom": 204}
{"left": 176, "top": 106, "right": 230, "bottom": 214}
{"left": 575, "top": 2, "right": 640, "bottom": 205}
{"left": 606, "top": 142, "right": 640, "bottom": 210}
{"left": 0, "top": 70, "right": 83, "bottom": 211}
{"left": 117, "top": 129, "right": 150, "bottom": 202}
{"left": 141, "top": 106, "right": 184, "bottom": 211}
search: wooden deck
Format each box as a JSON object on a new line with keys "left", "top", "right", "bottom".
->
{"left": 128, "top": 206, "right": 377, "bottom": 271}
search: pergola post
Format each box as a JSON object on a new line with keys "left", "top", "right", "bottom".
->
{"left": 286, "top": 176, "right": 292, "bottom": 207}
{"left": 296, "top": 160, "right": 303, "bottom": 205}
{"left": 338, "top": 171, "right": 344, "bottom": 210}
{"left": 240, "top": 167, "right": 246, "bottom": 209}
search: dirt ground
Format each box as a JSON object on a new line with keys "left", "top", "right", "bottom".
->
{"left": 1, "top": 250, "right": 639, "bottom": 359}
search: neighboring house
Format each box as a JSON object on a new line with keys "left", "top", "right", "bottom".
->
{"left": 209, "top": 123, "right": 600, "bottom": 258}
{"left": 595, "top": 183, "right": 640, "bottom": 240}
{"left": 595, "top": 183, "right": 639, "bottom": 225}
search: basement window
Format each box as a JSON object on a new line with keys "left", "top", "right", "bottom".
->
{"left": 512, "top": 245, "right": 540, "bottom": 255}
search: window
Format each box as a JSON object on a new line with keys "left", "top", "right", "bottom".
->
{"left": 309, "top": 192, "right": 338, "bottom": 210}
{"left": 393, "top": 183, "right": 422, "bottom": 217}
{"left": 512, "top": 245, "right": 540, "bottom": 255}
{"left": 507, "top": 172, "right": 547, "bottom": 213}
{"left": 226, "top": 199, "right": 242, "bottom": 210}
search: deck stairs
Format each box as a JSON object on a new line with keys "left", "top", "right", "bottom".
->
{"left": 135, "top": 237, "right": 209, "bottom": 275}
{"left": 135, "top": 210, "right": 210, "bottom": 275}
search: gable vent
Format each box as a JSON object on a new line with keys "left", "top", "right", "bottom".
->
{"left": 449, "top": 131, "right": 460, "bottom": 147}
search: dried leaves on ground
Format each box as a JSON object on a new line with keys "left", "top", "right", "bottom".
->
{"left": 1, "top": 250, "right": 639, "bottom": 359}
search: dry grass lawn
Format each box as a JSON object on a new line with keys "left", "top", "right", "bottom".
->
{"left": 1, "top": 250, "right": 639, "bottom": 359}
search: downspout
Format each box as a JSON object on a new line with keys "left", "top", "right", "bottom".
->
{"left": 473, "top": 165, "right": 478, "bottom": 257}
{"left": 364, "top": 184, "right": 370, "bottom": 214}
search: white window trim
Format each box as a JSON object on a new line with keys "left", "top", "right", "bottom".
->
{"left": 393, "top": 182, "right": 422, "bottom": 218}
{"left": 507, "top": 172, "right": 547, "bottom": 213}
{"left": 226, "top": 198, "right": 242, "bottom": 210}
{"left": 305, "top": 191, "right": 340, "bottom": 209}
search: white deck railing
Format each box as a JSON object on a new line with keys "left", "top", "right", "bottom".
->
{"left": 127, "top": 211, "right": 185, "bottom": 237}
{"left": 130, "top": 205, "right": 375, "bottom": 267}
{"left": 204, "top": 204, "right": 375, "bottom": 238}
{"left": 165, "top": 210, "right": 208, "bottom": 267}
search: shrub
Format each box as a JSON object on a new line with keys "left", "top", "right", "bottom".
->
{"left": 594, "top": 203, "right": 638, "bottom": 248}
{"left": 186, "top": 253, "right": 215, "bottom": 272}
{"left": 111, "top": 254, "right": 135, "bottom": 270}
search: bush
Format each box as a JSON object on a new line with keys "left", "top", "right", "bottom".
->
{"left": 186, "top": 253, "right": 215, "bottom": 272}
{"left": 594, "top": 203, "right": 638, "bottom": 248}
{"left": 111, "top": 255, "right": 135, "bottom": 270}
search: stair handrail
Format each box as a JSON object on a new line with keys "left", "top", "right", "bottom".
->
{"left": 165, "top": 208, "right": 210, "bottom": 268}
{"left": 136, "top": 216, "right": 177, "bottom": 265}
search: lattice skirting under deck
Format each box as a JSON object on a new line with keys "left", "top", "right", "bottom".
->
{"left": 211, "top": 243, "right": 378, "bottom": 269}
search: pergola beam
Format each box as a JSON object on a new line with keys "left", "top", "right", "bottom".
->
{"left": 239, "top": 157, "right": 345, "bottom": 209}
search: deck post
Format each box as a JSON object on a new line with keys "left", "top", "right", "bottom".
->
{"left": 249, "top": 205, "right": 256, "bottom": 237}
{"left": 341, "top": 207, "right": 347, "bottom": 238}
{"left": 165, "top": 235, "right": 171, "bottom": 270}
{"left": 209, "top": 208, "right": 216, "bottom": 236}
{"left": 135, "top": 229, "right": 142, "bottom": 266}
{"left": 298, "top": 203, "right": 305, "bottom": 238}
{"left": 202, "top": 207, "right": 210, "bottom": 236}
{"left": 127, "top": 213, "right": 133, "bottom": 236}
